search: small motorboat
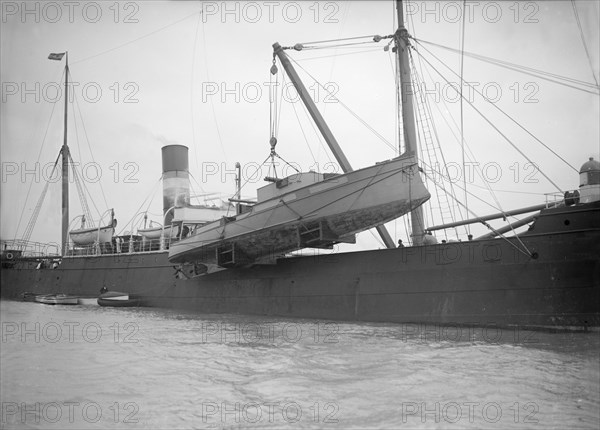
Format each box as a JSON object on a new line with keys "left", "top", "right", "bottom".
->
{"left": 34, "top": 293, "right": 79, "bottom": 305}
{"left": 97, "top": 291, "right": 141, "bottom": 307}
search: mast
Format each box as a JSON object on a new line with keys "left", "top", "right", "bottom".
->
{"left": 61, "top": 52, "right": 70, "bottom": 256}
{"left": 395, "top": 0, "right": 425, "bottom": 245}
{"left": 272, "top": 43, "right": 396, "bottom": 249}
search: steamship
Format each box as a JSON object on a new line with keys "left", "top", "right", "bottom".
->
{"left": 2, "top": 2, "right": 599, "bottom": 330}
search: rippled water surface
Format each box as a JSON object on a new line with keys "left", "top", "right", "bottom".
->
{"left": 1, "top": 300, "right": 598, "bottom": 429}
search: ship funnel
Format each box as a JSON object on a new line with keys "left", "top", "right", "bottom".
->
{"left": 162, "top": 145, "right": 190, "bottom": 225}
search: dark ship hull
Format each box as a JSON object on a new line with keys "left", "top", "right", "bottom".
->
{"left": 3, "top": 201, "right": 599, "bottom": 330}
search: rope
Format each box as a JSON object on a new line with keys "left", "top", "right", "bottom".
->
{"left": 12, "top": 68, "right": 64, "bottom": 243}
{"left": 421, "top": 168, "right": 535, "bottom": 258}
{"left": 410, "top": 51, "right": 464, "bottom": 238}
{"left": 413, "top": 37, "right": 599, "bottom": 94}
{"left": 20, "top": 153, "right": 61, "bottom": 247}
{"left": 571, "top": 0, "right": 600, "bottom": 87}
{"left": 414, "top": 39, "right": 579, "bottom": 174}
{"left": 295, "top": 47, "right": 382, "bottom": 63}
{"left": 116, "top": 175, "right": 162, "bottom": 236}
{"left": 414, "top": 51, "right": 505, "bottom": 227}
{"left": 414, "top": 50, "right": 565, "bottom": 193}
{"left": 72, "top": 9, "right": 203, "bottom": 65}
{"left": 459, "top": 0, "right": 469, "bottom": 235}
{"left": 72, "top": 78, "right": 110, "bottom": 210}
{"left": 287, "top": 55, "right": 398, "bottom": 153}
{"left": 68, "top": 152, "right": 95, "bottom": 227}
{"left": 299, "top": 40, "right": 384, "bottom": 50}
{"left": 298, "top": 34, "right": 391, "bottom": 46}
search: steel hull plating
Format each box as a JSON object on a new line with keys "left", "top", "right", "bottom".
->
{"left": 2, "top": 203, "right": 599, "bottom": 330}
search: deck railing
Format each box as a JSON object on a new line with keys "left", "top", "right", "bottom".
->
{"left": 0, "top": 239, "right": 61, "bottom": 257}
{"left": 0, "top": 236, "right": 177, "bottom": 259}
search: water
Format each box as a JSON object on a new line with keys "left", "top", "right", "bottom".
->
{"left": 1, "top": 300, "right": 598, "bottom": 429}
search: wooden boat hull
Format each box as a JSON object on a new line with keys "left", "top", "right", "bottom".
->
{"left": 77, "top": 297, "right": 98, "bottom": 305}
{"left": 138, "top": 225, "right": 173, "bottom": 240}
{"left": 97, "top": 298, "right": 141, "bottom": 307}
{"left": 169, "top": 154, "right": 430, "bottom": 264}
{"left": 97, "top": 291, "right": 141, "bottom": 307}
{"left": 34, "top": 294, "right": 79, "bottom": 305}
{"left": 70, "top": 225, "right": 114, "bottom": 245}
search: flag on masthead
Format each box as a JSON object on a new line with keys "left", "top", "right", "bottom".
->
{"left": 48, "top": 53, "right": 65, "bottom": 61}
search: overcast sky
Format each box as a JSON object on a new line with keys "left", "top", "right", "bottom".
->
{"left": 1, "top": 0, "right": 599, "bottom": 250}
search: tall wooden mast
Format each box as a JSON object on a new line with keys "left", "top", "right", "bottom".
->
{"left": 395, "top": 0, "right": 425, "bottom": 245}
{"left": 61, "top": 53, "right": 70, "bottom": 256}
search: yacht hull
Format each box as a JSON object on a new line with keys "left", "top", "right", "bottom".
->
{"left": 169, "top": 155, "right": 430, "bottom": 264}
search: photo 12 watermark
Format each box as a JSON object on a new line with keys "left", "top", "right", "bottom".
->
{"left": 1, "top": 321, "right": 139, "bottom": 344}
{"left": 201, "top": 80, "right": 339, "bottom": 104}
{"left": 398, "top": 323, "right": 539, "bottom": 344}
{"left": 201, "top": 1, "right": 340, "bottom": 24}
{"left": 1, "top": 161, "right": 140, "bottom": 185}
{"left": 1, "top": 1, "right": 140, "bottom": 24}
{"left": 403, "top": 81, "right": 540, "bottom": 105}
{"left": 200, "top": 401, "right": 339, "bottom": 425}
{"left": 200, "top": 321, "right": 339, "bottom": 344}
{"left": 1, "top": 401, "right": 139, "bottom": 426}
{"left": 1, "top": 81, "right": 140, "bottom": 104}
{"left": 400, "top": 401, "right": 539, "bottom": 425}
{"left": 404, "top": 1, "right": 540, "bottom": 24}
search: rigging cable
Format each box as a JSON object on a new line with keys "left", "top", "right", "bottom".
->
{"left": 413, "top": 38, "right": 599, "bottom": 95}
{"left": 422, "top": 52, "right": 564, "bottom": 193}
{"left": 190, "top": 11, "right": 202, "bottom": 172}
{"left": 116, "top": 175, "right": 162, "bottom": 236}
{"left": 287, "top": 69, "right": 335, "bottom": 167}
{"left": 201, "top": 13, "right": 228, "bottom": 161}
{"left": 419, "top": 162, "right": 537, "bottom": 258}
{"left": 70, "top": 98, "right": 99, "bottom": 224}
{"left": 72, "top": 9, "right": 203, "bottom": 65}
{"left": 388, "top": 47, "right": 401, "bottom": 155}
{"left": 288, "top": 86, "right": 319, "bottom": 166}
{"left": 12, "top": 68, "right": 63, "bottom": 244}
{"left": 72, "top": 77, "right": 110, "bottom": 210}
{"left": 571, "top": 0, "right": 600, "bottom": 88}
{"left": 269, "top": 55, "right": 279, "bottom": 149}
{"left": 414, "top": 42, "right": 575, "bottom": 185}
{"left": 296, "top": 47, "right": 383, "bottom": 62}
{"left": 67, "top": 152, "right": 96, "bottom": 227}
{"left": 298, "top": 34, "right": 389, "bottom": 48}
{"left": 414, "top": 50, "right": 507, "bottom": 223}
{"left": 408, "top": 46, "right": 465, "bottom": 239}
{"left": 459, "top": 0, "right": 469, "bottom": 235}
{"left": 287, "top": 55, "right": 398, "bottom": 154}
{"left": 20, "top": 153, "right": 61, "bottom": 247}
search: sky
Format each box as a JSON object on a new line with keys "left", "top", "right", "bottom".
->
{"left": 1, "top": 0, "right": 599, "bottom": 251}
